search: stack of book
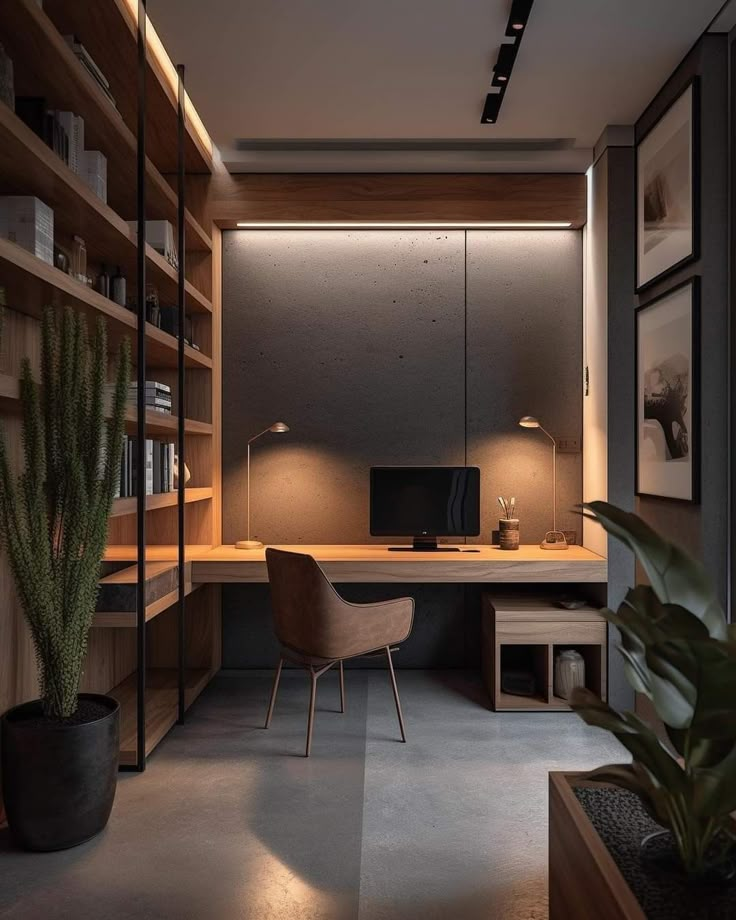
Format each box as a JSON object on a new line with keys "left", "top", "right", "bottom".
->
{"left": 130, "top": 380, "right": 172, "bottom": 415}
{"left": 106, "top": 380, "right": 172, "bottom": 415}
{"left": 116, "top": 437, "right": 176, "bottom": 499}
{"left": 63, "top": 36, "right": 117, "bottom": 109}
{"left": 16, "top": 98, "right": 83, "bottom": 172}
{"left": 15, "top": 98, "right": 108, "bottom": 202}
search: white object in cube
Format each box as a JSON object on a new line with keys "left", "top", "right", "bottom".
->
{"left": 82, "top": 150, "right": 107, "bottom": 203}
{"left": 0, "top": 196, "right": 54, "bottom": 265}
{"left": 554, "top": 649, "right": 586, "bottom": 701}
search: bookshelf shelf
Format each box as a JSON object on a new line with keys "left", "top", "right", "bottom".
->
{"left": 124, "top": 410, "right": 214, "bottom": 438}
{"left": 92, "top": 566, "right": 202, "bottom": 627}
{"left": 110, "top": 667, "right": 213, "bottom": 766}
{"left": 0, "top": 374, "right": 212, "bottom": 435}
{"left": 0, "top": 373, "right": 20, "bottom": 406}
{"left": 0, "top": 238, "right": 210, "bottom": 369}
{"left": 104, "top": 545, "right": 216, "bottom": 562}
{"left": 0, "top": 102, "right": 212, "bottom": 315}
{"left": 110, "top": 487, "right": 213, "bottom": 518}
{"left": 0, "top": 0, "right": 212, "bottom": 250}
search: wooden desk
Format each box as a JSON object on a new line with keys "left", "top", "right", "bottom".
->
{"left": 189, "top": 544, "right": 607, "bottom": 584}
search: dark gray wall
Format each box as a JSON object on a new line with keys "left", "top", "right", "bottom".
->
{"left": 221, "top": 229, "right": 583, "bottom": 667}
{"left": 222, "top": 229, "right": 583, "bottom": 547}
{"left": 632, "top": 35, "right": 729, "bottom": 607}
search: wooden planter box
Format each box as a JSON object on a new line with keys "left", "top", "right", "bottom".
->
{"left": 549, "top": 772, "right": 645, "bottom": 920}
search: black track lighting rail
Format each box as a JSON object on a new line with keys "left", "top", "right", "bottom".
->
{"left": 481, "top": 0, "right": 534, "bottom": 124}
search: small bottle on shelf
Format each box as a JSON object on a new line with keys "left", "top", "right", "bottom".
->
{"left": 97, "top": 264, "right": 110, "bottom": 298}
{"left": 111, "top": 266, "right": 126, "bottom": 306}
{"left": 71, "top": 235, "right": 87, "bottom": 284}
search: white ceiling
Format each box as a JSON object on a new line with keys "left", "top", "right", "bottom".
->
{"left": 149, "top": 0, "right": 726, "bottom": 172}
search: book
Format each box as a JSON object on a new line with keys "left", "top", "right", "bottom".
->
{"left": 55, "top": 111, "right": 84, "bottom": 174}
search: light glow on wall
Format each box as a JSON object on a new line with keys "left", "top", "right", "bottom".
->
{"left": 235, "top": 221, "right": 573, "bottom": 230}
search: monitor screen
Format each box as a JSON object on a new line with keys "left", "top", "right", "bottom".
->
{"left": 370, "top": 467, "right": 481, "bottom": 537}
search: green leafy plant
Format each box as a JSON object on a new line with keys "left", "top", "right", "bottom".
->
{"left": 0, "top": 307, "right": 130, "bottom": 720}
{"left": 571, "top": 501, "right": 736, "bottom": 878}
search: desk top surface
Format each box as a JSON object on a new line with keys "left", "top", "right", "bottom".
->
{"left": 192, "top": 544, "right": 602, "bottom": 562}
{"left": 189, "top": 544, "right": 607, "bottom": 583}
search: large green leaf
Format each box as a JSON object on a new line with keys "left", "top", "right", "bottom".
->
{"left": 570, "top": 689, "right": 687, "bottom": 795}
{"left": 647, "top": 639, "right": 736, "bottom": 738}
{"left": 584, "top": 502, "right": 727, "bottom": 639}
{"left": 692, "top": 740, "right": 736, "bottom": 818}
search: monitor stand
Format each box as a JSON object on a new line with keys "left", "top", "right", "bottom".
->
{"left": 388, "top": 537, "right": 461, "bottom": 552}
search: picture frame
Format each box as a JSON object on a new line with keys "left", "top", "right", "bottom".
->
{"left": 636, "top": 79, "right": 699, "bottom": 293}
{"left": 636, "top": 277, "right": 699, "bottom": 503}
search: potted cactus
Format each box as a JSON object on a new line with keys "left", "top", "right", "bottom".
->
{"left": 0, "top": 307, "right": 129, "bottom": 851}
{"left": 549, "top": 501, "right": 736, "bottom": 919}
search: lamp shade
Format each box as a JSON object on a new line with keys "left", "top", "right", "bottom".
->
{"left": 518, "top": 416, "right": 540, "bottom": 428}
{"left": 269, "top": 422, "right": 289, "bottom": 433}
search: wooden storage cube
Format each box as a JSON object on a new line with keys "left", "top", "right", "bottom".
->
{"left": 497, "top": 644, "right": 549, "bottom": 710}
{"left": 482, "top": 594, "right": 607, "bottom": 712}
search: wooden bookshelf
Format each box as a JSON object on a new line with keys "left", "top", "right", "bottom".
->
{"left": 0, "top": 0, "right": 212, "bottom": 248}
{"left": 0, "top": 0, "right": 222, "bottom": 771}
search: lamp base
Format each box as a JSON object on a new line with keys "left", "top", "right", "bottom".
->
{"left": 540, "top": 531, "right": 568, "bottom": 551}
{"left": 235, "top": 539, "right": 264, "bottom": 550}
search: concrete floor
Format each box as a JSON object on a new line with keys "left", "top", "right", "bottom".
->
{"left": 0, "top": 671, "right": 624, "bottom": 920}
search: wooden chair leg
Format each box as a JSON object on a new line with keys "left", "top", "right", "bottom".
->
{"left": 306, "top": 668, "right": 318, "bottom": 757}
{"left": 385, "top": 646, "right": 406, "bottom": 742}
{"left": 264, "top": 657, "right": 283, "bottom": 729}
{"left": 339, "top": 660, "right": 345, "bottom": 713}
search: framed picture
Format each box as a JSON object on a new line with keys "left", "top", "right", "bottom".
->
{"left": 636, "top": 79, "right": 699, "bottom": 292}
{"left": 636, "top": 278, "right": 699, "bottom": 503}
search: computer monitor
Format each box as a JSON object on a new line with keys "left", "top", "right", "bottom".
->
{"left": 370, "top": 466, "right": 481, "bottom": 551}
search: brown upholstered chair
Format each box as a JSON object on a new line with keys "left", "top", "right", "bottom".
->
{"left": 264, "top": 548, "right": 414, "bottom": 756}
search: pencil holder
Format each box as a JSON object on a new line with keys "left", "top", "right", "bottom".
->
{"left": 499, "top": 518, "right": 520, "bottom": 550}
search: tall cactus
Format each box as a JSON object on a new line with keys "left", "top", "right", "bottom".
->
{"left": 0, "top": 307, "right": 130, "bottom": 719}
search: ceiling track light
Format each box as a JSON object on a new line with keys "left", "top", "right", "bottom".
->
{"left": 492, "top": 42, "right": 517, "bottom": 87}
{"left": 506, "top": 0, "right": 533, "bottom": 37}
{"left": 480, "top": 0, "right": 535, "bottom": 124}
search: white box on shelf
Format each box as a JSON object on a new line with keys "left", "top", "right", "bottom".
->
{"left": 126, "top": 219, "right": 178, "bottom": 269}
{"left": 81, "top": 150, "right": 107, "bottom": 203}
{"left": 0, "top": 196, "right": 54, "bottom": 264}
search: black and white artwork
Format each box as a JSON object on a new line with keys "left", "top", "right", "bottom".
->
{"left": 636, "top": 280, "right": 698, "bottom": 502}
{"left": 636, "top": 82, "right": 697, "bottom": 291}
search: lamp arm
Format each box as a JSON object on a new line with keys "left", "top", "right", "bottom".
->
{"left": 248, "top": 427, "right": 272, "bottom": 444}
{"left": 537, "top": 425, "right": 557, "bottom": 533}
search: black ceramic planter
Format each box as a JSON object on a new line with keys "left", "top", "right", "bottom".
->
{"left": 1, "top": 694, "right": 120, "bottom": 851}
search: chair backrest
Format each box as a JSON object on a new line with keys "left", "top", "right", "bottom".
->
{"left": 265, "top": 548, "right": 348, "bottom": 658}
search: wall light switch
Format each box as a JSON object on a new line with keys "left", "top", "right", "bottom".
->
{"left": 555, "top": 437, "right": 580, "bottom": 453}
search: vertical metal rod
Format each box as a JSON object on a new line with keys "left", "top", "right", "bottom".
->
{"left": 176, "top": 64, "right": 187, "bottom": 723}
{"left": 246, "top": 442, "right": 251, "bottom": 541}
{"left": 135, "top": 0, "right": 148, "bottom": 772}
{"left": 552, "top": 439, "right": 557, "bottom": 534}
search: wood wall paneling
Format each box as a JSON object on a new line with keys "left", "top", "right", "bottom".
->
{"left": 210, "top": 174, "right": 587, "bottom": 228}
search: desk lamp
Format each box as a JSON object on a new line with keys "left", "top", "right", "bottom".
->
{"left": 518, "top": 416, "right": 568, "bottom": 551}
{"left": 235, "top": 422, "right": 289, "bottom": 550}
